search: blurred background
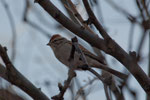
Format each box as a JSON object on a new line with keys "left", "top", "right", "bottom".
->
{"left": 0, "top": 0, "right": 149, "bottom": 100}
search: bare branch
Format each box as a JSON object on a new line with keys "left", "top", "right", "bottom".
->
{"left": 25, "top": 19, "right": 52, "bottom": 38}
{"left": 75, "top": 78, "right": 97, "bottom": 100}
{"left": 0, "top": 45, "right": 50, "bottom": 100}
{"left": 52, "top": 68, "right": 76, "bottom": 100}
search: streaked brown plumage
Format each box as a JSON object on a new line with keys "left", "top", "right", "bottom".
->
{"left": 47, "top": 34, "right": 126, "bottom": 79}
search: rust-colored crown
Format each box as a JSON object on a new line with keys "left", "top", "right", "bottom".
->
{"left": 50, "top": 34, "right": 61, "bottom": 42}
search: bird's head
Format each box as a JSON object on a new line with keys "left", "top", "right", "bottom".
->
{"left": 47, "top": 34, "right": 67, "bottom": 50}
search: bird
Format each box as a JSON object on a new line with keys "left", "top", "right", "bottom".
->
{"left": 47, "top": 34, "right": 126, "bottom": 79}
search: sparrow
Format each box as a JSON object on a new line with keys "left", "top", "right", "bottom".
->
{"left": 47, "top": 34, "right": 126, "bottom": 79}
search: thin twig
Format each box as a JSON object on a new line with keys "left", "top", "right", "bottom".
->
{"left": 106, "top": 0, "right": 136, "bottom": 23}
{"left": 137, "top": 30, "right": 147, "bottom": 61}
{"left": 82, "top": 0, "right": 110, "bottom": 39}
{"left": 104, "top": 84, "right": 111, "bottom": 100}
{"left": 22, "top": 0, "right": 51, "bottom": 39}
{"left": 128, "top": 24, "right": 135, "bottom": 51}
{"left": 67, "top": 0, "right": 95, "bottom": 34}
{"left": 135, "top": 0, "right": 145, "bottom": 20}
{"left": 52, "top": 68, "right": 76, "bottom": 100}
{"left": 23, "top": 0, "right": 30, "bottom": 21}
{"left": 60, "top": 0, "right": 80, "bottom": 25}
{"left": 25, "top": 19, "right": 52, "bottom": 38}
{"left": 75, "top": 78, "right": 97, "bottom": 100}
{"left": 141, "top": 0, "right": 150, "bottom": 18}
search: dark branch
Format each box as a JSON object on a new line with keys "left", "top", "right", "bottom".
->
{"left": 0, "top": 45, "right": 50, "bottom": 100}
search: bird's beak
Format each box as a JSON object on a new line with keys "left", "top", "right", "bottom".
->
{"left": 47, "top": 42, "right": 51, "bottom": 46}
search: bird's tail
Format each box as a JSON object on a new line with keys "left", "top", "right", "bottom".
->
{"left": 92, "top": 63, "right": 127, "bottom": 80}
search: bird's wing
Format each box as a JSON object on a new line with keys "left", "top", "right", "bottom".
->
{"left": 78, "top": 44, "right": 106, "bottom": 65}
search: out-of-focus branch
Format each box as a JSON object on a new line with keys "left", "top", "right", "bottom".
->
{"left": 147, "top": 0, "right": 150, "bottom": 8}
{"left": 104, "top": 84, "right": 111, "bottom": 100}
{"left": 75, "top": 78, "right": 97, "bottom": 100}
{"left": 1, "top": 0, "right": 17, "bottom": 63}
{"left": 82, "top": 0, "right": 110, "bottom": 40}
{"left": 88, "top": 68, "right": 111, "bottom": 100}
{"left": 23, "top": 0, "right": 51, "bottom": 39}
{"left": 126, "top": 84, "right": 137, "bottom": 100}
{"left": 25, "top": 19, "right": 52, "bottom": 38}
{"left": 137, "top": 30, "right": 147, "bottom": 61}
{"left": 67, "top": 0, "right": 95, "bottom": 34}
{"left": 96, "top": 0, "right": 105, "bottom": 25}
{"left": 106, "top": 0, "right": 137, "bottom": 23}
{"left": 141, "top": 0, "right": 150, "bottom": 18}
{"left": 0, "top": 45, "right": 50, "bottom": 100}
{"left": 135, "top": 0, "right": 150, "bottom": 63}
{"left": 52, "top": 68, "right": 76, "bottom": 100}
{"left": 23, "top": 0, "right": 30, "bottom": 21}
{"left": 60, "top": 0, "right": 80, "bottom": 25}
{"left": 106, "top": 0, "right": 149, "bottom": 59}
{"left": 136, "top": 0, "right": 145, "bottom": 20}
{"left": 105, "top": 0, "right": 149, "bottom": 62}
{"left": 128, "top": 24, "right": 135, "bottom": 51}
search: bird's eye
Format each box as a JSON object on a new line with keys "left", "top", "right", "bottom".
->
{"left": 79, "top": 57, "right": 82, "bottom": 60}
{"left": 52, "top": 38, "right": 65, "bottom": 45}
{"left": 53, "top": 40, "right": 58, "bottom": 43}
